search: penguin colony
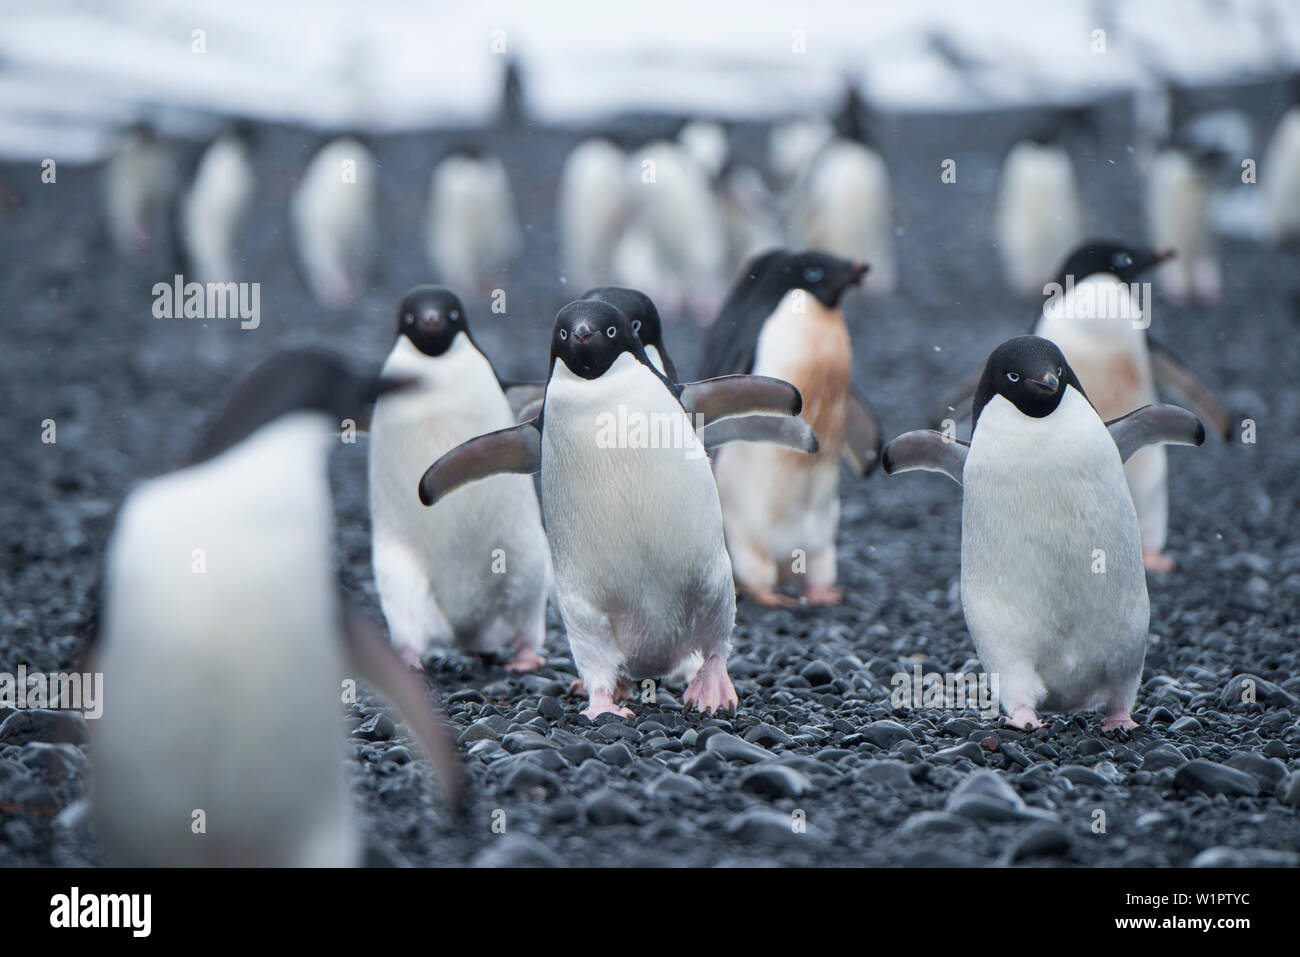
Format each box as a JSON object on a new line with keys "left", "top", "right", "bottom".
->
{"left": 89, "top": 72, "right": 1294, "bottom": 867}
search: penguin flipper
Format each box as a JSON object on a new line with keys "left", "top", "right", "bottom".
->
{"left": 699, "top": 414, "right": 819, "bottom": 453}
{"left": 881, "top": 430, "right": 967, "bottom": 484}
{"left": 927, "top": 366, "right": 983, "bottom": 429}
{"left": 418, "top": 420, "right": 541, "bottom": 506}
{"left": 843, "top": 387, "right": 883, "bottom": 476}
{"left": 1148, "top": 339, "right": 1232, "bottom": 440}
{"left": 679, "top": 374, "right": 803, "bottom": 426}
{"left": 1106, "top": 404, "right": 1205, "bottom": 463}
{"left": 340, "top": 600, "right": 465, "bottom": 812}
{"left": 501, "top": 381, "right": 546, "bottom": 419}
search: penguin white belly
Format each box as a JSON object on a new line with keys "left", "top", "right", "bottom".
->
{"left": 1263, "top": 108, "right": 1300, "bottom": 241}
{"left": 1146, "top": 149, "right": 1217, "bottom": 302}
{"left": 540, "top": 354, "right": 734, "bottom": 685}
{"left": 290, "top": 139, "right": 375, "bottom": 308}
{"left": 634, "top": 141, "right": 726, "bottom": 318}
{"left": 181, "top": 138, "right": 253, "bottom": 283}
{"left": 994, "top": 142, "right": 1083, "bottom": 296}
{"left": 1035, "top": 305, "right": 1167, "bottom": 553}
{"left": 961, "top": 390, "right": 1149, "bottom": 715}
{"left": 714, "top": 292, "right": 849, "bottom": 592}
{"left": 427, "top": 156, "right": 521, "bottom": 290}
{"left": 558, "top": 139, "right": 628, "bottom": 291}
{"left": 369, "top": 337, "right": 550, "bottom": 655}
{"left": 797, "top": 140, "right": 895, "bottom": 295}
{"left": 93, "top": 419, "right": 357, "bottom": 866}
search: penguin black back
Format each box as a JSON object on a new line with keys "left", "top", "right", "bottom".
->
{"left": 582, "top": 286, "right": 677, "bottom": 381}
{"left": 184, "top": 350, "right": 397, "bottom": 467}
{"left": 972, "top": 336, "right": 1090, "bottom": 431}
{"left": 697, "top": 249, "right": 867, "bottom": 379}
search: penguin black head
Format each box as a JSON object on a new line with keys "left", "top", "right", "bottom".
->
{"left": 760, "top": 249, "right": 869, "bottom": 308}
{"left": 396, "top": 285, "right": 468, "bottom": 357}
{"left": 581, "top": 286, "right": 675, "bottom": 380}
{"left": 972, "top": 336, "right": 1089, "bottom": 428}
{"left": 1055, "top": 241, "right": 1175, "bottom": 286}
{"left": 184, "top": 350, "right": 411, "bottom": 467}
{"left": 550, "top": 299, "right": 646, "bottom": 380}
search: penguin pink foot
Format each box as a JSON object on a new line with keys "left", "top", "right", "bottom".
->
{"left": 1143, "top": 549, "right": 1175, "bottom": 573}
{"left": 746, "top": 587, "right": 799, "bottom": 608}
{"left": 1102, "top": 709, "right": 1139, "bottom": 731}
{"left": 570, "top": 677, "right": 633, "bottom": 699}
{"left": 801, "top": 584, "right": 843, "bottom": 606}
{"left": 682, "top": 654, "right": 738, "bottom": 715}
{"left": 505, "top": 644, "right": 545, "bottom": 673}
{"left": 582, "top": 690, "right": 634, "bottom": 721}
{"left": 399, "top": 646, "right": 424, "bottom": 670}
{"left": 1002, "top": 706, "right": 1044, "bottom": 730}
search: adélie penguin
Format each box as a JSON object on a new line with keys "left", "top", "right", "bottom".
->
{"left": 103, "top": 122, "right": 175, "bottom": 258}
{"left": 883, "top": 336, "right": 1206, "bottom": 730}
{"left": 698, "top": 249, "right": 882, "bottom": 606}
{"left": 426, "top": 148, "right": 522, "bottom": 294}
{"left": 176, "top": 123, "right": 255, "bottom": 284}
{"left": 417, "top": 300, "right": 809, "bottom": 719}
{"left": 369, "top": 285, "right": 552, "bottom": 672}
{"left": 290, "top": 136, "right": 377, "bottom": 308}
{"left": 89, "top": 351, "right": 463, "bottom": 866}
{"left": 930, "top": 240, "right": 1231, "bottom": 572}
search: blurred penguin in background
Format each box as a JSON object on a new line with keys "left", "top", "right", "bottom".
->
{"left": 717, "top": 159, "right": 783, "bottom": 277}
{"left": 290, "top": 135, "right": 377, "bottom": 308}
{"left": 176, "top": 122, "right": 255, "bottom": 284}
{"left": 103, "top": 122, "right": 175, "bottom": 259}
{"left": 678, "top": 119, "right": 782, "bottom": 278}
{"left": 993, "top": 113, "right": 1089, "bottom": 298}
{"left": 767, "top": 115, "right": 834, "bottom": 191}
{"left": 558, "top": 137, "right": 631, "bottom": 292}
{"left": 1262, "top": 82, "right": 1300, "bottom": 243}
{"left": 678, "top": 120, "right": 729, "bottom": 180}
{"left": 427, "top": 148, "right": 522, "bottom": 294}
{"left": 1143, "top": 90, "right": 1249, "bottom": 306}
{"left": 614, "top": 136, "right": 727, "bottom": 321}
{"left": 788, "top": 84, "right": 897, "bottom": 297}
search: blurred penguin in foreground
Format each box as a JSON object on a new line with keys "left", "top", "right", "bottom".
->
{"left": 89, "top": 351, "right": 463, "bottom": 866}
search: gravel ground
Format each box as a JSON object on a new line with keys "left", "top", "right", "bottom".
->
{"left": 2, "top": 82, "right": 1299, "bottom": 867}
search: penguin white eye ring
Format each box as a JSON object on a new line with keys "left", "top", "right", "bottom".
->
{"left": 632, "top": 319, "right": 642, "bottom": 333}
{"left": 403, "top": 313, "right": 415, "bottom": 326}
{"left": 804, "top": 266, "right": 824, "bottom": 282}
{"left": 1006, "top": 372, "right": 1020, "bottom": 382}
{"left": 559, "top": 329, "right": 568, "bottom": 341}
{"left": 605, "top": 325, "right": 617, "bottom": 338}
{"left": 1111, "top": 251, "right": 1132, "bottom": 269}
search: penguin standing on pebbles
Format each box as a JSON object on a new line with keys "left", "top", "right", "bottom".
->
{"left": 930, "top": 240, "right": 1230, "bottom": 572}
{"left": 417, "top": 300, "right": 809, "bottom": 719}
{"left": 176, "top": 123, "right": 255, "bottom": 283}
{"left": 103, "top": 122, "right": 175, "bottom": 258}
{"left": 699, "top": 249, "right": 882, "bottom": 606}
{"left": 883, "top": 336, "right": 1205, "bottom": 731}
{"left": 426, "top": 148, "right": 522, "bottom": 293}
{"left": 290, "top": 136, "right": 376, "bottom": 308}
{"left": 369, "top": 285, "right": 552, "bottom": 672}
{"left": 90, "top": 351, "right": 462, "bottom": 866}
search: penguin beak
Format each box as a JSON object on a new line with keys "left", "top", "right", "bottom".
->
{"left": 851, "top": 261, "right": 870, "bottom": 282}
{"left": 572, "top": 320, "right": 596, "bottom": 345}
{"left": 1027, "top": 371, "right": 1060, "bottom": 394}
{"left": 417, "top": 312, "right": 447, "bottom": 336}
